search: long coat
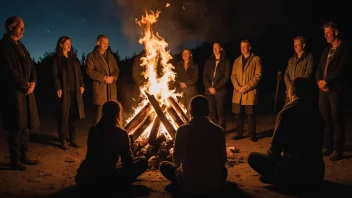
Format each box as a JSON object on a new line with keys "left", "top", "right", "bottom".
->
{"left": 231, "top": 53, "right": 262, "bottom": 105}
{"left": 86, "top": 47, "right": 119, "bottom": 105}
{"left": 52, "top": 55, "right": 85, "bottom": 122}
{"left": 0, "top": 34, "right": 40, "bottom": 131}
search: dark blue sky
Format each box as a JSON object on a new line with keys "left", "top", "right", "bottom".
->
{"left": 0, "top": 0, "right": 145, "bottom": 61}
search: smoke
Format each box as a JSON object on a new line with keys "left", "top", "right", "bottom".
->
{"left": 115, "top": 0, "right": 284, "bottom": 52}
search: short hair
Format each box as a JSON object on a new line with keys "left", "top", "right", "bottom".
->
{"left": 5, "top": 16, "right": 22, "bottom": 33}
{"left": 240, "top": 39, "right": 252, "bottom": 47}
{"left": 293, "top": 36, "right": 306, "bottom": 45}
{"left": 323, "top": 21, "right": 339, "bottom": 31}
{"left": 97, "top": 34, "right": 108, "bottom": 41}
{"left": 189, "top": 95, "right": 209, "bottom": 117}
{"left": 290, "top": 77, "right": 313, "bottom": 98}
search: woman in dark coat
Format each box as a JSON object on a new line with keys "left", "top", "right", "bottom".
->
{"left": 52, "top": 36, "right": 85, "bottom": 149}
{"left": 174, "top": 48, "right": 199, "bottom": 113}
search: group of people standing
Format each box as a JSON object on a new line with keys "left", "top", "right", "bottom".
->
{"left": 0, "top": 14, "right": 349, "bottom": 195}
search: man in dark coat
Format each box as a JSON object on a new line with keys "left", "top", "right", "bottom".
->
{"left": 0, "top": 16, "right": 40, "bottom": 171}
{"left": 248, "top": 77, "right": 325, "bottom": 187}
{"left": 86, "top": 35, "right": 120, "bottom": 124}
{"left": 316, "top": 21, "right": 349, "bottom": 161}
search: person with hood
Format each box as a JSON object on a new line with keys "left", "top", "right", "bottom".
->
{"left": 86, "top": 35, "right": 120, "bottom": 124}
{"left": 203, "top": 42, "right": 231, "bottom": 130}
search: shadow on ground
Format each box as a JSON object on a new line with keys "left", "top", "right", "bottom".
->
{"left": 264, "top": 180, "right": 352, "bottom": 197}
{"left": 164, "top": 181, "right": 252, "bottom": 198}
{"left": 39, "top": 184, "right": 152, "bottom": 198}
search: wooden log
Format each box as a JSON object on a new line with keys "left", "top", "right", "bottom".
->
{"left": 167, "top": 106, "right": 185, "bottom": 127}
{"left": 167, "top": 96, "right": 189, "bottom": 122}
{"left": 145, "top": 92, "right": 177, "bottom": 138}
{"left": 148, "top": 117, "right": 161, "bottom": 146}
{"left": 132, "top": 112, "right": 156, "bottom": 141}
{"left": 148, "top": 105, "right": 167, "bottom": 145}
{"left": 124, "top": 103, "right": 153, "bottom": 133}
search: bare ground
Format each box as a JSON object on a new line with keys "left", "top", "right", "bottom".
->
{"left": 1, "top": 107, "right": 351, "bottom": 198}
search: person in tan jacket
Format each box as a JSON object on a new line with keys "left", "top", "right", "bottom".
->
{"left": 231, "top": 40, "right": 262, "bottom": 142}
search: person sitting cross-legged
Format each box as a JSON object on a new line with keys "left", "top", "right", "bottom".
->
{"left": 75, "top": 100, "right": 148, "bottom": 193}
{"left": 159, "top": 95, "right": 227, "bottom": 195}
{"left": 248, "top": 77, "right": 325, "bottom": 187}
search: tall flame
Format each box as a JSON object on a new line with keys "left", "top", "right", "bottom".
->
{"left": 136, "top": 10, "right": 180, "bottom": 106}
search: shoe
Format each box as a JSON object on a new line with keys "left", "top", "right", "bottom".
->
{"left": 322, "top": 148, "right": 332, "bottom": 156}
{"left": 259, "top": 175, "right": 273, "bottom": 184}
{"left": 329, "top": 151, "right": 343, "bottom": 161}
{"left": 233, "top": 133, "right": 244, "bottom": 140}
{"left": 61, "top": 141, "right": 69, "bottom": 150}
{"left": 70, "top": 141, "right": 81, "bottom": 148}
{"left": 250, "top": 135, "right": 258, "bottom": 142}
{"left": 11, "top": 161, "right": 27, "bottom": 171}
{"left": 21, "top": 157, "right": 40, "bottom": 165}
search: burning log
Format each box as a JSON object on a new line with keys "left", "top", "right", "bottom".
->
{"left": 148, "top": 117, "right": 161, "bottom": 146}
{"left": 132, "top": 112, "right": 156, "bottom": 141}
{"left": 145, "top": 92, "right": 177, "bottom": 138}
{"left": 167, "top": 106, "right": 184, "bottom": 127}
{"left": 124, "top": 103, "right": 153, "bottom": 133}
{"left": 168, "top": 96, "right": 189, "bottom": 122}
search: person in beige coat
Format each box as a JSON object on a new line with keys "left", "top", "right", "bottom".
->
{"left": 231, "top": 40, "right": 262, "bottom": 142}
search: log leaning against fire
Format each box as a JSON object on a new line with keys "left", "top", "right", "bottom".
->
{"left": 144, "top": 92, "right": 177, "bottom": 138}
{"left": 167, "top": 106, "right": 185, "bottom": 127}
{"left": 124, "top": 102, "right": 153, "bottom": 133}
{"left": 132, "top": 111, "right": 157, "bottom": 141}
{"left": 167, "top": 96, "right": 189, "bottom": 122}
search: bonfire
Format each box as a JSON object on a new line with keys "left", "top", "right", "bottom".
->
{"left": 124, "top": 9, "right": 189, "bottom": 169}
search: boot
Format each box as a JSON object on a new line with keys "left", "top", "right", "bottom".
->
{"left": 20, "top": 155, "right": 40, "bottom": 165}
{"left": 70, "top": 141, "right": 81, "bottom": 148}
{"left": 61, "top": 140, "right": 69, "bottom": 150}
{"left": 329, "top": 151, "right": 343, "bottom": 161}
{"left": 250, "top": 132, "right": 258, "bottom": 142}
{"left": 11, "top": 161, "right": 27, "bottom": 171}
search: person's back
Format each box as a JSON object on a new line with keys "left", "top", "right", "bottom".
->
{"left": 175, "top": 117, "right": 226, "bottom": 193}
{"left": 80, "top": 122, "right": 133, "bottom": 174}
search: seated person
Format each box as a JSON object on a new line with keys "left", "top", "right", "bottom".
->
{"left": 75, "top": 100, "right": 148, "bottom": 191}
{"left": 248, "top": 77, "right": 325, "bottom": 186}
{"left": 159, "top": 95, "right": 227, "bottom": 195}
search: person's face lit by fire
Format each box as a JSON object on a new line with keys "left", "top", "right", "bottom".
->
{"left": 324, "top": 26, "right": 338, "bottom": 44}
{"left": 240, "top": 41, "right": 251, "bottom": 55}
{"left": 9, "top": 19, "right": 25, "bottom": 41}
{"left": 182, "top": 49, "right": 191, "bottom": 61}
{"left": 293, "top": 39, "right": 305, "bottom": 54}
{"left": 97, "top": 37, "right": 109, "bottom": 52}
{"left": 213, "top": 43, "right": 222, "bottom": 57}
{"left": 60, "top": 39, "right": 71, "bottom": 54}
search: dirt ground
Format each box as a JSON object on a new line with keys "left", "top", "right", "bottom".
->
{"left": 0, "top": 107, "right": 351, "bottom": 198}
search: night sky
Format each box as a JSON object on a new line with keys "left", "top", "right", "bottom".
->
{"left": 1, "top": 0, "right": 350, "bottom": 61}
{"left": 0, "top": 0, "right": 144, "bottom": 61}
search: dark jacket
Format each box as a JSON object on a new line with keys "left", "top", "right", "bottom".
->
{"left": 0, "top": 34, "right": 40, "bottom": 131}
{"left": 203, "top": 52, "right": 231, "bottom": 95}
{"left": 268, "top": 98, "right": 324, "bottom": 176}
{"left": 76, "top": 121, "right": 133, "bottom": 183}
{"left": 174, "top": 61, "right": 199, "bottom": 107}
{"left": 316, "top": 42, "right": 349, "bottom": 92}
{"left": 86, "top": 47, "right": 119, "bottom": 105}
{"left": 52, "top": 55, "right": 85, "bottom": 121}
